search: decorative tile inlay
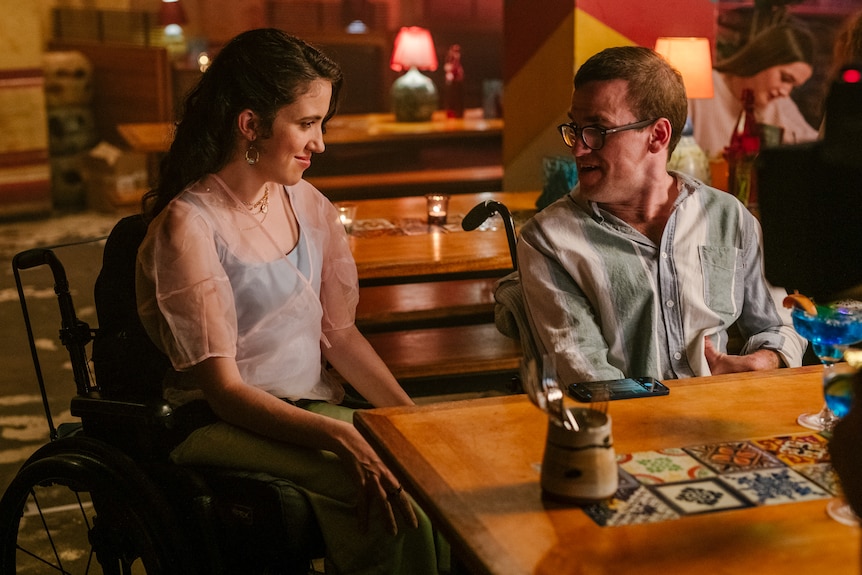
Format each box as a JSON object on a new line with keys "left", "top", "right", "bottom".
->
{"left": 652, "top": 478, "right": 752, "bottom": 515}
{"left": 685, "top": 441, "right": 783, "bottom": 473}
{"left": 752, "top": 434, "right": 831, "bottom": 466}
{"left": 720, "top": 467, "right": 830, "bottom": 505}
{"left": 583, "top": 485, "right": 680, "bottom": 527}
{"left": 617, "top": 448, "right": 716, "bottom": 484}
{"left": 793, "top": 462, "right": 841, "bottom": 495}
{"left": 582, "top": 434, "right": 841, "bottom": 528}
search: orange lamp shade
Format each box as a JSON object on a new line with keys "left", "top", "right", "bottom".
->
{"left": 655, "top": 37, "right": 714, "bottom": 99}
{"left": 390, "top": 27, "right": 438, "bottom": 72}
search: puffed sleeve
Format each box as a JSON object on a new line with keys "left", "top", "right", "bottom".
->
{"left": 136, "top": 200, "right": 238, "bottom": 370}
{"left": 314, "top": 191, "right": 359, "bottom": 336}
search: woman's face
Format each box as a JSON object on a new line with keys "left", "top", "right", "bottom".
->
{"left": 255, "top": 79, "right": 333, "bottom": 186}
{"left": 744, "top": 61, "right": 813, "bottom": 108}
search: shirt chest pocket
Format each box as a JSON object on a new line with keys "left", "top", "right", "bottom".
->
{"left": 699, "top": 245, "right": 743, "bottom": 316}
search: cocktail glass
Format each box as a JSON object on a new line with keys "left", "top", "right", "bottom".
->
{"left": 823, "top": 360, "right": 859, "bottom": 525}
{"left": 790, "top": 303, "right": 862, "bottom": 525}
{"left": 790, "top": 304, "right": 862, "bottom": 430}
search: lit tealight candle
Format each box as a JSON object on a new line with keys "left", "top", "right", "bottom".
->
{"left": 335, "top": 203, "right": 357, "bottom": 234}
{"left": 425, "top": 193, "right": 450, "bottom": 226}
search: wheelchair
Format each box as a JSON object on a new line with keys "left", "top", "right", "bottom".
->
{"left": 0, "top": 216, "right": 326, "bottom": 574}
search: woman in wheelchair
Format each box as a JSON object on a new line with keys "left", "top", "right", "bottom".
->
{"left": 135, "top": 28, "right": 439, "bottom": 574}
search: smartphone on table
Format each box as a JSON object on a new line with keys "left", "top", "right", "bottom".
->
{"left": 567, "top": 376, "right": 670, "bottom": 402}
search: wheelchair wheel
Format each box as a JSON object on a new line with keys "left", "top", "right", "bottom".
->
{"left": 0, "top": 436, "right": 198, "bottom": 574}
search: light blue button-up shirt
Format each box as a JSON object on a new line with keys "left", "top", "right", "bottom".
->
{"left": 518, "top": 171, "right": 806, "bottom": 384}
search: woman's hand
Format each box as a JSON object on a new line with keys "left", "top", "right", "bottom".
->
{"left": 191, "top": 357, "right": 417, "bottom": 534}
{"left": 338, "top": 426, "right": 418, "bottom": 535}
{"left": 704, "top": 336, "right": 782, "bottom": 374}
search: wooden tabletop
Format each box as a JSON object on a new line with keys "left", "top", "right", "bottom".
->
{"left": 347, "top": 191, "right": 538, "bottom": 285}
{"left": 117, "top": 109, "right": 502, "bottom": 154}
{"left": 322, "top": 108, "right": 502, "bottom": 145}
{"left": 355, "top": 365, "right": 860, "bottom": 575}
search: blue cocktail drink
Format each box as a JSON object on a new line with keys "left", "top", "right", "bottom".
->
{"left": 789, "top": 303, "right": 862, "bottom": 431}
{"left": 790, "top": 304, "right": 862, "bottom": 526}
{"left": 791, "top": 305, "right": 862, "bottom": 363}
{"left": 824, "top": 365, "right": 855, "bottom": 419}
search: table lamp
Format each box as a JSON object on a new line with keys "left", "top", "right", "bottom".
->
{"left": 390, "top": 27, "right": 439, "bottom": 122}
{"left": 655, "top": 37, "right": 714, "bottom": 183}
{"left": 159, "top": 0, "right": 188, "bottom": 60}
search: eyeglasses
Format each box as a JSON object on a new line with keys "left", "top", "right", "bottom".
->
{"left": 557, "top": 118, "right": 658, "bottom": 151}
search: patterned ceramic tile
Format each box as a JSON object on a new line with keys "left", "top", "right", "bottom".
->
{"left": 793, "top": 462, "right": 841, "bottom": 495}
{"left": 583, "top": 485, "right": 680, "bottom": 527}
{"left": 651, "top": 478, "right": 752, "bottom": 515}
{"left": 720, "top": 467, "right": 831, "bottom": 505}
{"left": 616, "top": 467, "right": 640, "bottom": 493}
{"left": 582, "top": 435, "right": 841, "bottom": 528}
{"left": 617, "top": 448, "right": 716, "bottom": 484}
{"left": 752, "top": 434, "right": 831, "bottom": 466}
{"left": 685, "top": 441, "right": 783, "bottom": 473}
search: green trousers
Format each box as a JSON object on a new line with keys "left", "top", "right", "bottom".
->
{"left": 170, "top": 402, "right": 442, "bottom": 575}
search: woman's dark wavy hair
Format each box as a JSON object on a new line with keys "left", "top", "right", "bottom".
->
{"left": 143, "top": 28, "right": 343, "bottom": 219}
{"left": 715, "top": 23, "right": 815, "bottom": 78}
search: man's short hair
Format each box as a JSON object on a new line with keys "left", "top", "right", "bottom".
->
{"left": 574, "top": 46, "right": 687, "bottom": 155}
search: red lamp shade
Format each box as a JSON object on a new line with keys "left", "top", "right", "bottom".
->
{"left": 159, "top": 0, "right": 188, "bottom": 27}
{"left": 655, "top": 37, "right": 714, "bottom": 99}
{"left": 390, "top": 27, "right": 438, "bottom": 72}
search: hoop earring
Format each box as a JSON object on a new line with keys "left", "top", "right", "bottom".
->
{"left": 245, "top": 144, "right": 260, "bottom": 166}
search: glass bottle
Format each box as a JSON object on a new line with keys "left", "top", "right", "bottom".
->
{"left": 444, "top": 44, "right": 464, "bottom": 119}
{"left": 723, "top": 89, "right": 761, "bottom": 207}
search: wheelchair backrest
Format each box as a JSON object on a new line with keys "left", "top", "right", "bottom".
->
{"left": 92, "top": 214, "right": 171, "bottom": 401}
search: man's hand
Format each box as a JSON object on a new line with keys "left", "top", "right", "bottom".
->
{"left": 704, "top": 336, "right": 782, "bottom": 375}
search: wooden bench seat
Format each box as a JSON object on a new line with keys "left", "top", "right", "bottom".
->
{"left": 356, "top": 278, "right": 498, "bottom": 333}
{"left": 308, "top": 165, "right": 503, "bottom": 202}
{"left": 333, "top": 323, "right": 523, "bottom": 397}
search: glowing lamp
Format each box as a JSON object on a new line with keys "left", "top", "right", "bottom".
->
{"left": 390, "top": 27, "right": 439, "bottom": 122}
{"left": 158, "top": 0, "right": 188, "bottom": 29}
{"left": 159, "top": 0, "right": 188, "bottom": 59}
{"left": 655, "top": 37, "right": 714, "bottom": 99}
{"left": 656, "top": 37, "right": 714, "bottom": 183}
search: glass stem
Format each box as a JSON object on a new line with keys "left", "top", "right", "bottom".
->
{"left": 818, "top": 403, "right": 838, "bottom": 431}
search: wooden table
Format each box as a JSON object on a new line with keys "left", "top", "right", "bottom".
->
{"left": 355, "top": 365, "right": 860, "bottom": 575}
{"left": 119, "top": 110, "right": 504, "bottom": 200}
{"left": 348, "top": 191, "right": 538, "bottom": 285}
{"left": 118, "top": 109, "right": 502, "bottom": 154}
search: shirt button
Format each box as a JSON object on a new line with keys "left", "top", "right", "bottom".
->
{"left": 666, "top": 300, "right": 674, "bottom": 308}
{"left": 661, "top": 252, "right": 668, "bottom": 259}
{"left": 674, "top": 352, "right": 682, "bottom": 360}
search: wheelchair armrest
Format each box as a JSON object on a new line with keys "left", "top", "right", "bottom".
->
{"left": 71, "top": 394, "right": 175, "bottom": 429}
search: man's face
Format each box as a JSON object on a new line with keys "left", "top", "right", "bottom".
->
{"left": 568, "top": 79, "right": 654, "bottom": 203}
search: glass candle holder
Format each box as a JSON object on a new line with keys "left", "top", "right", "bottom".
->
{"left": 335, "top": 203, "right": 358, "bottom": 234}
{"left": 425, "top": 193, "right": 449, "bottom": 226}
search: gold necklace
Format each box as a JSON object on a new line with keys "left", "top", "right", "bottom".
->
{"left": 243, "top": 185, "right": 269, "bottom": 215}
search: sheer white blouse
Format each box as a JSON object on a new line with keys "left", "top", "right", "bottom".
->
{"left": 136, "top": 174, "right": 359, "bottom": 402}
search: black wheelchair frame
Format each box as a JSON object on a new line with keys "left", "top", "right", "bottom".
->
{"left": 0, "top": 240, "right": 325, "bottom": 574}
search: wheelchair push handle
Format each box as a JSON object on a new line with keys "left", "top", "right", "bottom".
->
{"left": 461, "top": 200, "right": 518, "bottom": 270}
{"left": 13, "top": 247, "right": 96, "bottom": 402}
